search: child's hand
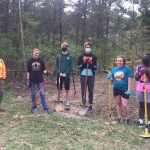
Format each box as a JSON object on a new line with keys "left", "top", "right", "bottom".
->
{"left": 107, "top": 73, "right": 112, "bottom": 79}
{"left": 125, "top": 90, "right": 132, "bottom": 95}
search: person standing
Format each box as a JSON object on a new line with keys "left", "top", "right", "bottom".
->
{"left": 0, "top": 58, "right": 6, "bottom": 112}
{"left": 107, "top": 55, "right": 132, "bottom": 124}
{"left": 55, "top": 42, "right": 72, "bottom": 110}
{"left": 77, "top": 42, "right": 98, "bottom": 112}
{"left": 135, "top": 53, "right": 150, "bottom": 131}
{"left": 27, "top": 48, "right": 52, "bottom": 114}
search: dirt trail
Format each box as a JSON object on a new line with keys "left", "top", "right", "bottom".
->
{"left": 12, "top": 73, "right": 139, "bottom": 120}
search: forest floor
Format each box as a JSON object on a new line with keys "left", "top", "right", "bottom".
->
{"left": 0, "top": 73, "right": 150, "bottom": 150}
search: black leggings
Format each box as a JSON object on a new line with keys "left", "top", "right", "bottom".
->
{"left": 139, "top": 102, "right": 150, "bottom": 120}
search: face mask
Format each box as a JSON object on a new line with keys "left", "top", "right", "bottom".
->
{"left": 85, "top": 48, "right": 91, "bottom": 53}
{"left": 62, "top": 47, "right": 67, "bottom": 52}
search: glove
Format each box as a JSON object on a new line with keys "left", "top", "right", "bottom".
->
{"left": 27, "top": 80, "right": 31, "bottom": 88}
{"left": 62, "top": 73, "right": 66, "bottom": 77}
{"left": 87, "top": 57, "right": 92, "bottom": 64}
{"left": 139, "top": 68, "right": 148, "bottom": 75}
{"left": 83, "top": 56, "right": 92, "bottom": 64}
{"left": 59, "top": 73, "right": 66, "bottom": 77}
{"left": 125, "top": 90, "right": 132, "bottom": 95}
{"left": 107, "top": 73, "right": 112, "bottom": 79}
{"left": 83, "top": 56, "right": 88, "bottom": 63}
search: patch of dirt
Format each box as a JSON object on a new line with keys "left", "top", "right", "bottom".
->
{"left": 10, "top": 73, "right": 139, "bottom": 121}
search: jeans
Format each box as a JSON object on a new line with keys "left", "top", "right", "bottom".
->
{"left": 31, "top": 82, "right": 48, "bottom": 110}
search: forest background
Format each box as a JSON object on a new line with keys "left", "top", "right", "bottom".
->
{"left": 0, "top": 0, "right": 150, "bottom": 72}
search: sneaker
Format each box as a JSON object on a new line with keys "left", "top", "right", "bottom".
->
{"left": 31, "top": 108, "right": 37, "bottom": 113}
{"left": 88, "top": 105, "right": 94, "bottom": 113}
{"left": 64, "top": 101, "right": 70, "bottom": 110}
{"left": 44, "top": 108, "right": 53, "bottom": 114}
{"left": 136, "top": 121, "right": 144, "bottom": 128}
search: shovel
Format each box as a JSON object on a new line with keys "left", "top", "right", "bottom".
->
{"left": 140, "top": 73, "right": 150, "bottom": 138}
{"left": 78, "top": 63, "right": 89, "bottom": 116}
{"left": 54, "top": 75, "right": 64, "bottom": 112}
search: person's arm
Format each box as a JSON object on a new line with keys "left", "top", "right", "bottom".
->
{"left": 55, "top": 55, "right": 60, "bottom": 74}
{"left": 3, "top": 60, "right": 6, "bottom": 79}
{"left": 27, "top": 61, "right": 30, "bottom": 80}
{"left": 77, "top": 55, "right": 83, "bottom": 69}
{"left": 65, "top": 55, "right": 73, "bottom": 75}
{"left": 128, "top": 77, "right": 132, "bottom": 91}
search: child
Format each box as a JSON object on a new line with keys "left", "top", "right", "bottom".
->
{"left": 77, "top": 42, "right": 98, "bottom": 112}
{"left": 135, "top": 53, "right": 150, "bottom": 131}
{"left": 107, "top": 55, "right": 132, "bottom": 124}
{"left": 0, "top": 58, "right": 6, "bottom": 112}
{"left": 55, "top": 42, "right": 72, "bottom": 110}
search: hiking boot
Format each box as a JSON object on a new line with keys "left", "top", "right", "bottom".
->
{"left": 88, "top": 105, "right": 94, "bottom": 113}
{"left": 44, "top": 108, "right": 53, "bottom": 114}
{"left": 31, "top": 108, "right": 37, "bottom": 113}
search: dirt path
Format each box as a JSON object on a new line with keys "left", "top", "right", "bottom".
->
{"left": 12, "top": 73, "right": 139, "bottom": 120}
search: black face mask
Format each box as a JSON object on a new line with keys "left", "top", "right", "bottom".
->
{"left": 62, "top": 47, "right": 67, "bottom": 52}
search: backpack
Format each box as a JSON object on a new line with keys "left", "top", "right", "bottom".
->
{"left": 0, "top": 59, "right": 6, "bottom": 79}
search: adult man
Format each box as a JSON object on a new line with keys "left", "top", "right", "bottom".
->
{"left": 55, "top": 42, "right": 72, "bottom": 110}
{"left": 77, "top": 42, "right": 98, "bottom": 112}
{"left": 0, "top": 58, "right": 6, "bottom": 112}
{"left": 27, "top": 48, "right": 52, "bottom": 114}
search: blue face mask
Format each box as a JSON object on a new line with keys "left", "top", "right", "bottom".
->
{"left": 85, "top": 48, "right": 91, "bottom": 53}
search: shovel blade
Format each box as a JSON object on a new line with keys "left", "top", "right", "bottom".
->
{"left": 54, "top": 101, "right": 64, "bottom": 112}
{"left": 78, "top": 106, "right": 88, "bottom": 116}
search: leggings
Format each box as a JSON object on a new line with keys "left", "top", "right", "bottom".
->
{"left": 139, "top": 102, "right": 150, "bottom": 120}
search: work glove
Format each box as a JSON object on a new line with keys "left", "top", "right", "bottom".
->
{"left": 59, "top": 73, "right": 66, "bottom": 77}
{"left": 125, "top": 90, "right": 132, "bottom": 95}
{"left": 83, "top": 56, "right": 92, "bottom": 64}
{"left": 107, "top": 73, "right": 113, "bottom": 79}
{"left": 27, "top": 80, "right": 31, "bottom": 88}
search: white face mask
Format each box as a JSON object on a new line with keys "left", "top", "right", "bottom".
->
{"left": 85, "top": 48, "right": 91, "bottom": 53}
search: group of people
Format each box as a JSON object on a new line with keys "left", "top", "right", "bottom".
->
{"left": 0, "top": 42, "right": 150, "bottom": 132}
{"left": 26, "top": 41, "right": 98, "bottom": 113}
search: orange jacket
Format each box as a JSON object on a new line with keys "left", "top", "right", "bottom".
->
{"left": 0, "top": 59, "right": 6, "bottom": 79}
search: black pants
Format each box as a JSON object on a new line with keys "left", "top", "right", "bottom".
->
{"left": 80, "top": 76, "right": 95, "bottom": 105}
{"left": 139, "top": 102, "right": 150, "bottom": 120}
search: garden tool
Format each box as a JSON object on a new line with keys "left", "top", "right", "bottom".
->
{"left": 140, "top": 73, "right": 150, "bottom": 138}
{"left": 72, "top": 70, "right": 76, "bottom": 95}
{"left": 78, "top": 63, "right": 89, "bottom": 116}
{"left": 54, "top": 55, "right": 64, "bottom": 112}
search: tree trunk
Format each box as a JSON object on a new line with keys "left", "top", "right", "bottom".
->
{"left": 18, "top": 0, "right": 26, "bottom": 70}
{"left": 82, "top": 0, "right": 88, "bottom": 45}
